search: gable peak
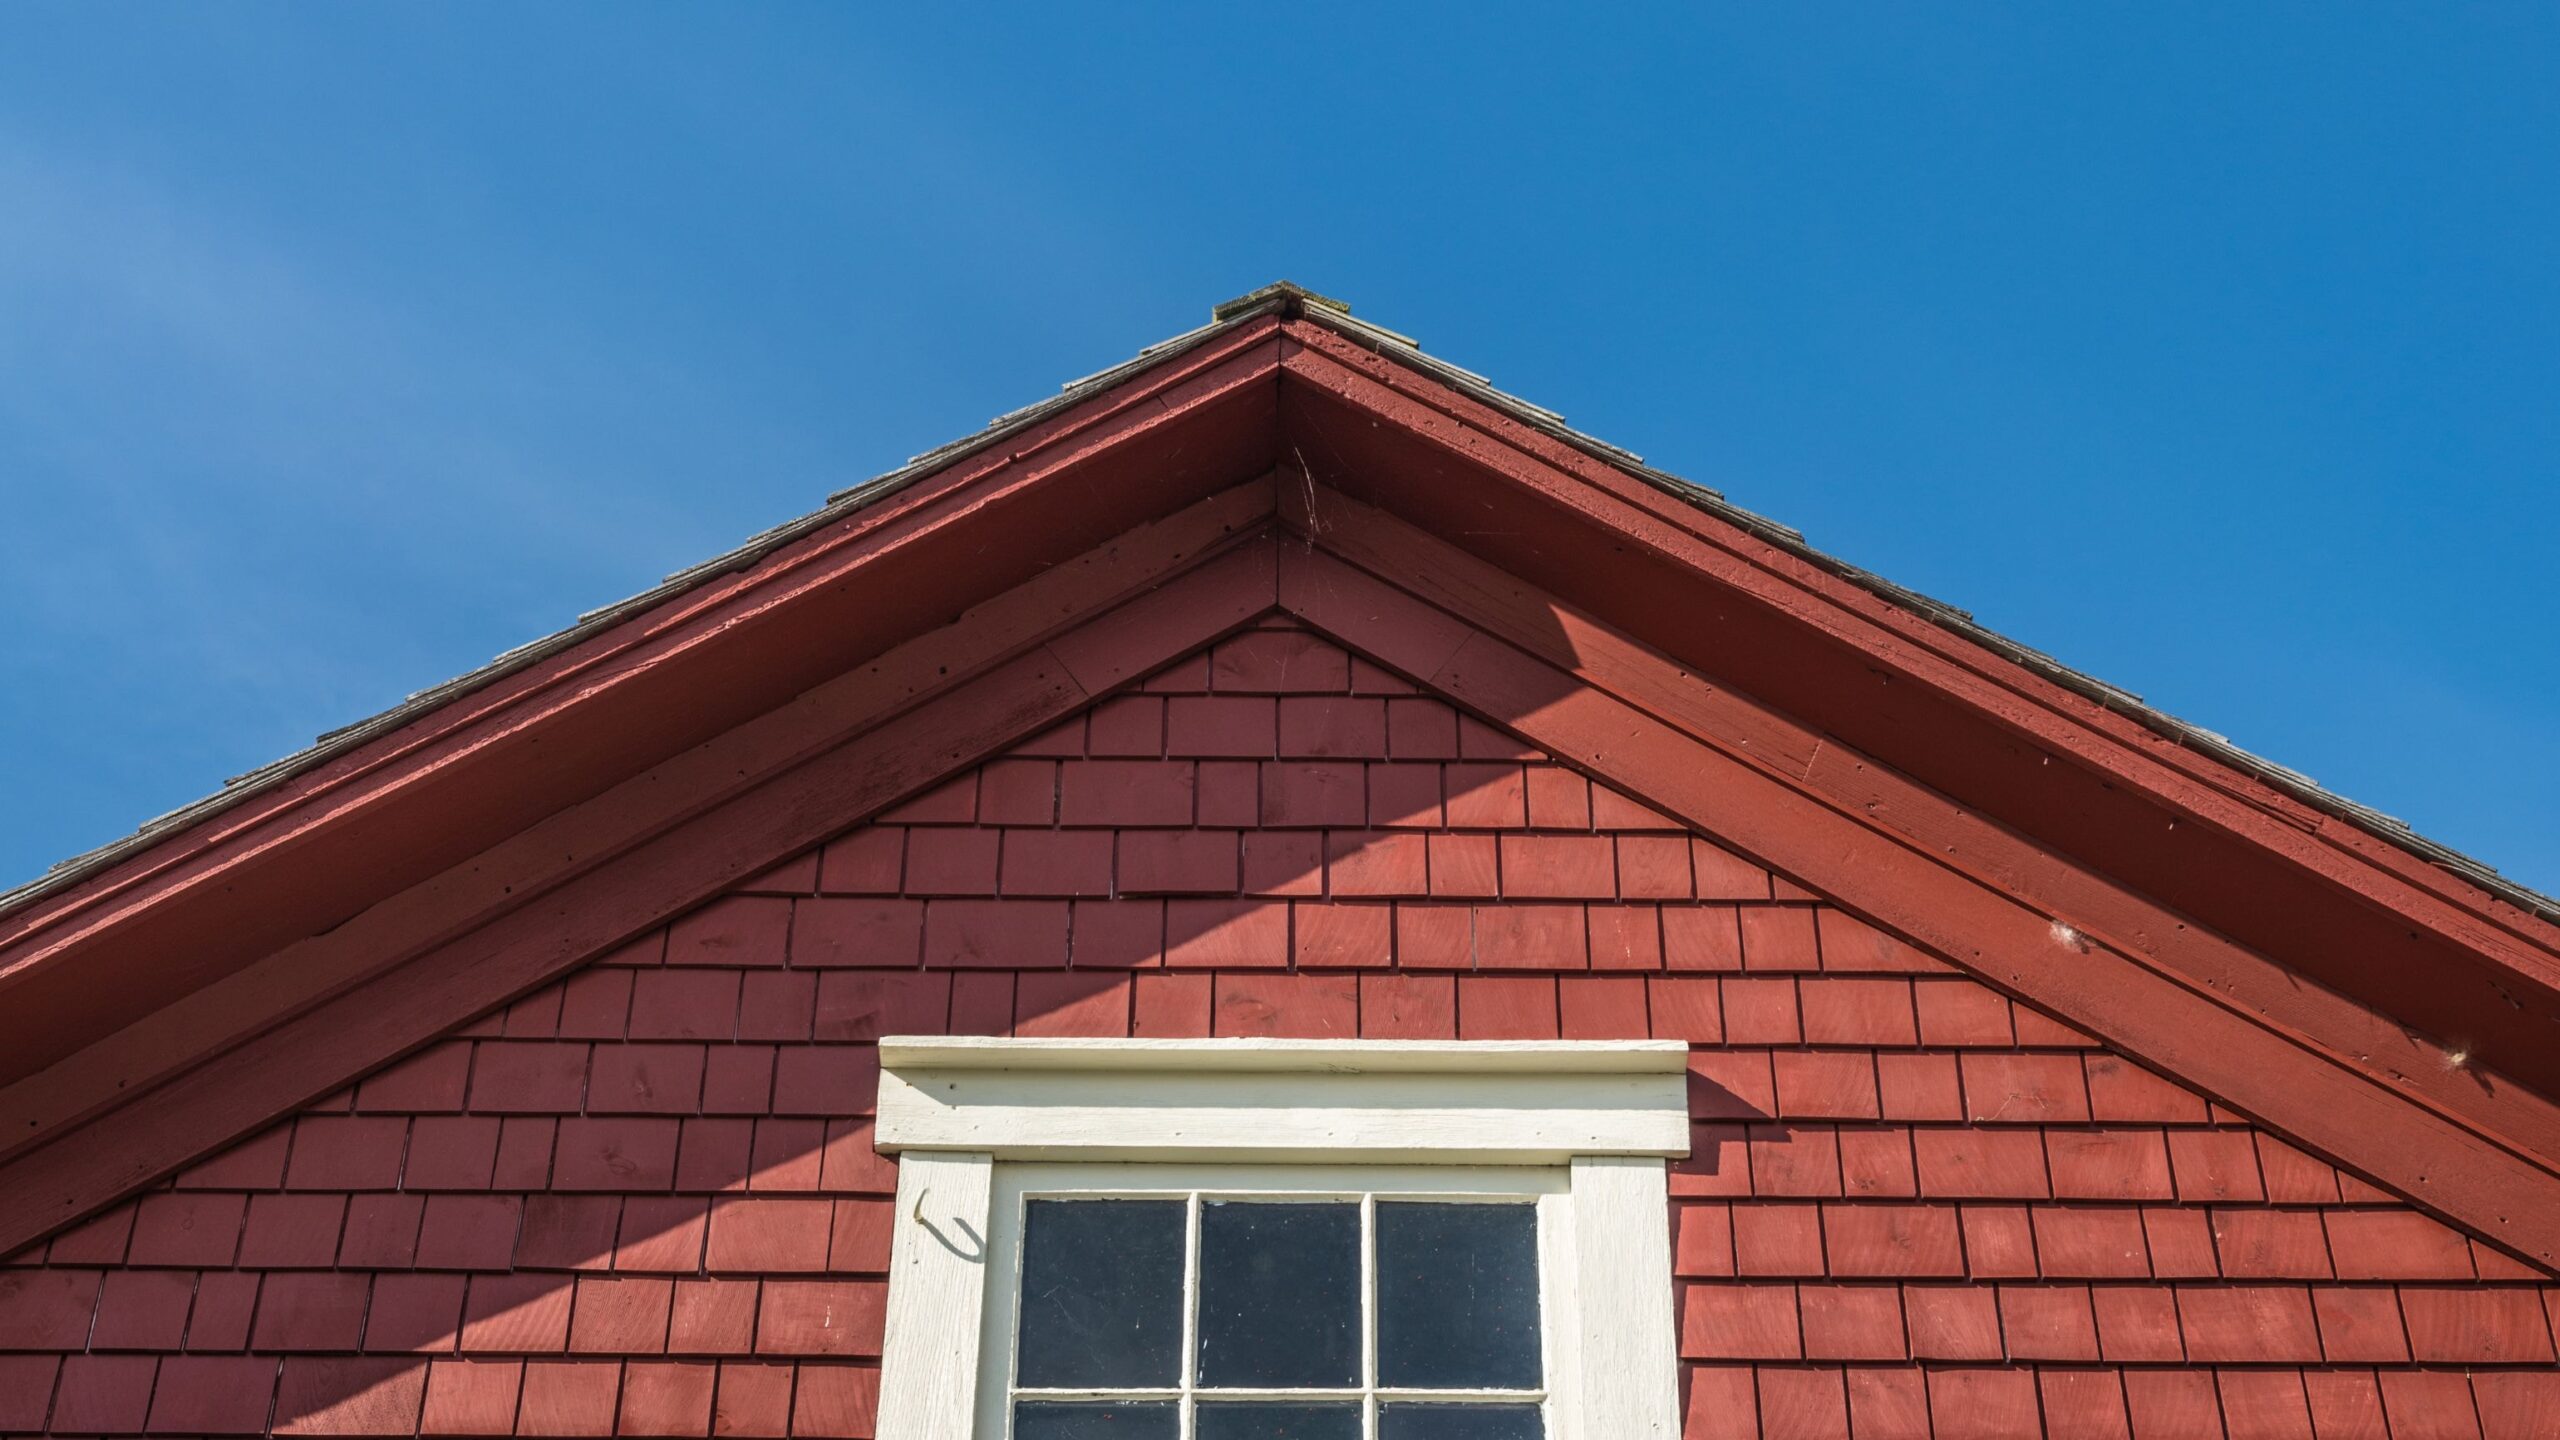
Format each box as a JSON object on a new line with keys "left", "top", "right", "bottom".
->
{"left": 1211, "top": 279, "right": 1353, "bottom": 325}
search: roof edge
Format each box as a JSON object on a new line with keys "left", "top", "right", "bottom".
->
{"left": 7, "top": 282, "right": 2551, "bottom": 933}
{"left": 0, "top": 297, "right": 1292, "bottom": 920}
{"left": 1268, "top": 303, "right": 2559, "bottom": 927}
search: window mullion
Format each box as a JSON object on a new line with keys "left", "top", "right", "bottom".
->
{"left": 1180, "top": 1189, "right": 1202, "bottom": 1440}
{"left": 1361, "top": 1190, "right": 1379, "bottom": 1440}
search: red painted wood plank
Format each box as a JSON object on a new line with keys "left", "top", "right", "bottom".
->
{"left": 1282, "top": 483, "right": 2560, "bottom": 1188}
{"left": 0, "top": 488, "right": 1279, "bottom": 1162}
{"left": 1278, "top": 545, "right": 2560, "bottom": 1265}
{"left": 1277, "top": 335, "right": 2560, "bottom": 1096}
{"left": 0, "top": 540, "right": 1278, "bottom": 1256}
{"left": 0, "top": 324, "right": 1287, "bottom": 1085}
{"left": 1282, "top": 320, "right": 2560, "bottom": 965}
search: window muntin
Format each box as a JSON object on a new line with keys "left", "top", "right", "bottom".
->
{"left": 982, "top": 1163, "right": 1569, "bottom": 1440}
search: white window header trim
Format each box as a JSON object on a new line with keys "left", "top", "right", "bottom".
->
{"left": 878, "top": 1035, "right": 1690, "bottom": 1073}
{"left": 874, "top": 1035, "right": 1694, "bottom": 1166}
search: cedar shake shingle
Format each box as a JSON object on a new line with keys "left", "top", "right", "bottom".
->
{"left": 14, "top": 632, "right": 2551, "bottom": 1440}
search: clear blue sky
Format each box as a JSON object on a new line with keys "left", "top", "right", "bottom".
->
{"left": 3, "top": 6, "right": 2554, "bottom": 897}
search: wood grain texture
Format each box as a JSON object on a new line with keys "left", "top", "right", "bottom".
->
{"left": 3, "top": 580, "right": 2548, "bottom": 1440}
{"left": 0, "top": 484, "right": 1278, "bottom": 1159}
{"left": 0, "top": 320, "right": 1286, "bottom": 1083}
{"left": 878, "top": 1036, "right": 1688, "bottom": 1073}
{"left": 1283, "top": 318, "right": 2560, "bottom": 960}
{"left": 1277, "top": 328, "right": 2560, "bottom": 1095}
{"left": 1283, "top": 480, "right": 2560, "bottom": 1185}
{"left": 1569, "top": 1156, "right": 1682, "bottom": 1438}
{"left": 876, "top": 1150, "right": 994, "bottom": 1440}
{"left": 870, "top": 1040, "right": 1689, "bottom": 1168}
{"left": 1279, "top": 544, "right": 2560, "bottom": 1265}
{"left": 0, "top": 536, "right": 1282, "bottom": 1257}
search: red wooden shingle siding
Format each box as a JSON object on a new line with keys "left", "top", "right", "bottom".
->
{"left": 2, "top": 617, "right": 2555, "bottom": 1439}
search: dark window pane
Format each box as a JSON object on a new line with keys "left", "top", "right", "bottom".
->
{"left": 1013, "top": 1402, "right": 1180, "bottom": 1440}
{"left": 1376, "top": 1202, "right": 1542, "bottom": 1388}
{"left": 1381, "top": 1403, "right": 1546, "bottom": 1440}
{"left": 1017, "top": 1199, "right": 1185, "bottom": 1387}
{"left": 1195, "top": 1402, "right": 1363, "bottom": 1440}
{"left": 1195, "top": 1200, "right": 1360, "bottom": 1387}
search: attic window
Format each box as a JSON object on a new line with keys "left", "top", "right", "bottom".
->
{"left": 1002, "top": 1169, "right": 1550, "bottom": 1438}
{"left": 866, "top": 1038, "right": 1691, "bottom": 1440}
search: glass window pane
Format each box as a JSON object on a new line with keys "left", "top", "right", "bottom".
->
{"left": 1017, "top": 1199, "right": 1186, "bottom": 1387}
{"left": 1376, "top": 1202, "right": 1542, "bottom": 1389}
{"left": 1013, "top": 1402, "right": 1180, "bottom": 1439}
{"left": 1195, "top": 1402, "right": 1363, "bottom": 1440}
{"left": 1380, "top": 1403, "right": 1546, "bottom": 1439}
{"left": 1194, "top": 1200, "right": 1360, "bottom": 1387}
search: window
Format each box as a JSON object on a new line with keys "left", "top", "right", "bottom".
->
{"left": 993, "top": 1163, "right": 1559, "bottom": 1438}
{"left": 870, "top": 1038, "right": 1689, "bottom": 1440}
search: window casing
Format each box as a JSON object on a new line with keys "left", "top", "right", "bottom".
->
{"left": 869, "top": 1038, "right": 1689, "bottom": 1440}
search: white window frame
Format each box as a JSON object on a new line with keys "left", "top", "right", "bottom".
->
{"left": 869, "top": 1037, "right": 1690, "bottom": 1440}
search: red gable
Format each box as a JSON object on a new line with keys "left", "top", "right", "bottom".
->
{"left": 2, "top": 284, "right": 2556, "bottom": 1437}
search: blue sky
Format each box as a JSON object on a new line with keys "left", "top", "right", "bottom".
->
{"left": 2, "top": 6, "right": 2553, "bottom": 897}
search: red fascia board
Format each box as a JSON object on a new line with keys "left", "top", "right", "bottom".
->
{"left": 0, "top": 488, "right": 1278, "bottom": 1160}
{"left": 1281, "top": 317, "right": 2560, "bottom": 969}
{"left": 1274, "top": 326, "right": 2560, "bottom": 1075}
{"left": 1286, "top": 478, "right": 2560, "bottom": 1181}
{"left": 1280, "top": 352, "right": 2560, "bottom": 1097}
{"left": 0, "top": 322, "right": 1285, "bottom": 1080}
{"left": 1277, "top": 542, "right": 2560, "bottom": 1265}
{"left": 1279, "top": 381, "right": 2560, "bottom": 1100}
{"left": 0, "top": 313, "right": 1281, "bottom": 953}
{"left": 0, "top": 534, "right": 1285, "bottom": 1253}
